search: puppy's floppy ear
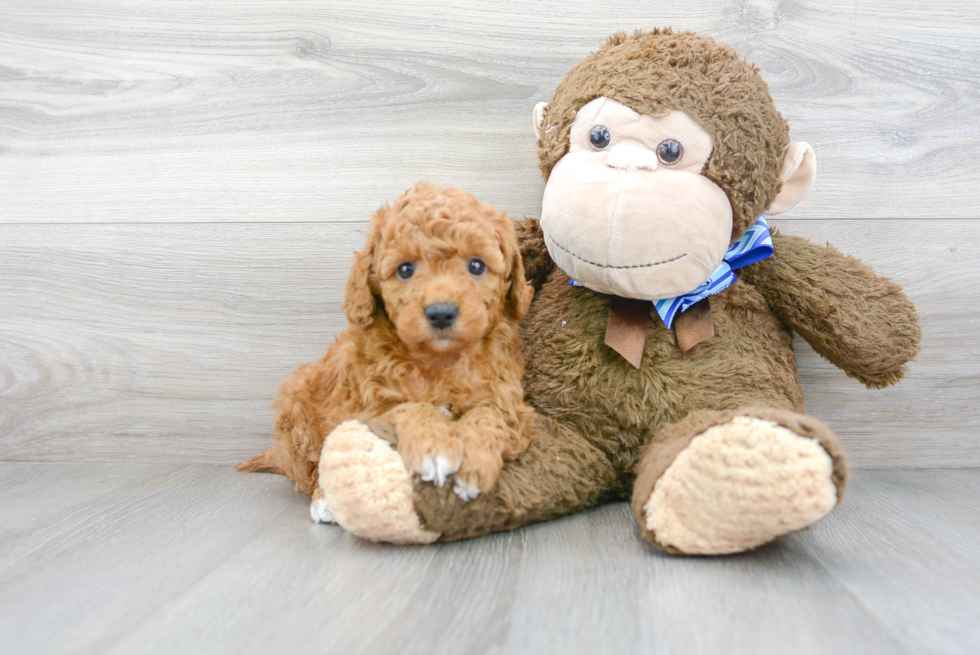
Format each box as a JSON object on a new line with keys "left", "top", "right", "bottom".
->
{"left": 506, "top": 254, "right": 534, "bottom": 320}
{"left": 494, "top": 213, "right": 534, "bottom": 320}
{"left": 344, "top": 205, "right": 386, "bottom": 326}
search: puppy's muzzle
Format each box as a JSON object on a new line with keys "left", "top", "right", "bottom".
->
{"left": 425, "top": 303, "right": 458, "bottom": 330}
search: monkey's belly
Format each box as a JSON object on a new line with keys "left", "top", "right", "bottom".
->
{"left": 519, "top": 272, "right": 804, "bottom": 470}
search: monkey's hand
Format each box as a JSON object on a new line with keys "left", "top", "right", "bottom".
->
{"left": 741, "top": 231, "right": 921, "bottom": 389}
{"left": 514, "top": 217, "right": 555, "bottom": 291}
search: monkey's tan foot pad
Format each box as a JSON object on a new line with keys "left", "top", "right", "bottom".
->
{"left": 641, "top": 416, "right": 838, "bottom": 555}
{"left": 318, "top": 420, "right": 440, "bottom": 544}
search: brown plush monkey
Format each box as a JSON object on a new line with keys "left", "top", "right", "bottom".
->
{"left": 313, "top": 29, "right": 921, "bottom": 554}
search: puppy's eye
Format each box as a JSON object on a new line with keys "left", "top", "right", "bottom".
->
{"left": 589, "top": 125, "right": 611, "bottom": 151}
{"left": 396, "top": 262, "right": 415, "bottom": 280}
{"left": 467, "top": 259, "right": 487, "bottom": 277}
{"left": 657, "top": 139, "right": 683, "bottom": 165}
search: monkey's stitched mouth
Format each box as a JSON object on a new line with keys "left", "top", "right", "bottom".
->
{"left": 549, "top": 237, "right": 687, "bottom": 269}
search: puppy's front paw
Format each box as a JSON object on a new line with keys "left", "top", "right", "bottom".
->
{"left": 453, "top": 478, "right": 481, "bottom": 502}
{"left": 452, "top": 443, "right": 504, "bottom": 502}
{"left": 419, "top": 454, "right": 460, "bottom": 487}
{"left": 398, "top": 426, "right": 464, "bottom": 488}
{"left": 310, "top": 486, "right": 336, "bottom": 524}
{"left": 310, "top": 496, "right": 336, "bottom": 524}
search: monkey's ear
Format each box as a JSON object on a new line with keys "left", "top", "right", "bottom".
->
{"left": 533, "top": 102, "right": 549, "bottom": 141}
{"left": 343, "top": 206, "right": 386, "bottom": 326}
{"left": 768, "top": 142, "right": 817, "bottom": 215}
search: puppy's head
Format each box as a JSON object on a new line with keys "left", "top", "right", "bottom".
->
{"left": 344, "top": 183, "right": 532, "bottom": 354}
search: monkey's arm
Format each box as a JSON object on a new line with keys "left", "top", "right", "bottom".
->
{"left": 514, "top": 217, "right": 555, "bottom": 290}
{"left": 741, "top": 231, "right": 921, "bottom": 389}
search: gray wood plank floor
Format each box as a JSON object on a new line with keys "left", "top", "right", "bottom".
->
{"left": 1, "top": 464, "right": 977, "bottom": 655}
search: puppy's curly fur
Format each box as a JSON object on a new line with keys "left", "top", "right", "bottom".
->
{"left": 238, "top": 183, "right": 535, "bottom": 502}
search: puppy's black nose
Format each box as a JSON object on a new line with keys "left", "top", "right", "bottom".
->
{"left": 425, "top": 303, "right": 458, "bottom": 329}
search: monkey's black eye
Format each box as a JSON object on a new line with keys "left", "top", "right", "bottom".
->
{"left": 589, "top": 125, "right": 611, "bottom": 150}
{"left": 657, "top": 139, "right": 683, "bottom": 165}
{"left": 467, "top": 258, "right": 487, "bottom": 277}
{"left": 396, "top": 262, "right": 415, "bottom": 280}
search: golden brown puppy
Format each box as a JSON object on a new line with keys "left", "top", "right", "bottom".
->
{"left": 238, "top": 183, "right": 535, "bottom": 515}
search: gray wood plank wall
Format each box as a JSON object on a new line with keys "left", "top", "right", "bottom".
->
{"left": 2, "top": 0, "right": 978, "bottom": 466}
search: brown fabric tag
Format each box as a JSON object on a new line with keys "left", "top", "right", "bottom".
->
{"left": 604, "top": 296, "right": 650, "bottom": 369}
{"left": 674, "top": 298, "right": 715, "bottom": 355}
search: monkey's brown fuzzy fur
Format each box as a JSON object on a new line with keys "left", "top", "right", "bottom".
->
{"left": 238, "top": 183, "right": 535, "bottom": 498}
{"left": 396, "top": 30, "right": 921, "bottom": 549}
{"left": 409, "top": 216, "right": 920, "bottom": 544}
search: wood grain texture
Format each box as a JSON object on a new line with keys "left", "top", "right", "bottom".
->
{"left": 0, "top": 463, "right": 302, "bottom": 655}
{"left": 0, "top": 0, "right": 978, "bottom": 222}
{"left": 1, "top": 464, "right": 977, "bottom": 655}
{"left": 1, "top": 219, "right": 976, "bottom": 466}
{"left": 798, "top": 469, "right": 980, "bottom": 655}
{"left": 0, "top": 1, "right": 977, "bottom": 465}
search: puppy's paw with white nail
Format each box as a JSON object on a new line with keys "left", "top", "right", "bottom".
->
{"left": 310, "top": 494, "right": 336, "bottom": 524}
{"left": 453, "top": 478, "right": 481, "bottom": 502}
{"left": 419, "top": 455, "right": 460, "bottom": 487}
{"left": 452, "top": 442, "right": 504, "bottom": 499}
{"left": 398, "top": 425, "right": 464, "bottom": 488}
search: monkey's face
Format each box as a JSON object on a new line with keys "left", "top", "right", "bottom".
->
{"left": 539, "top": 97, "right": 733, "bottom": 300}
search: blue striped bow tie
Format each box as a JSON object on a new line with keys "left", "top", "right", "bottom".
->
{"left": 572, "top": 216, "right": 774, "bottom": 328}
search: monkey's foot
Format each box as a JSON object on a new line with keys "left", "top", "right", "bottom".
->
{"left": 635, "top": 413, "right": 842, "bottom": 555}
{"left": 318, "top": 420, "right": 440, "bottom": 544}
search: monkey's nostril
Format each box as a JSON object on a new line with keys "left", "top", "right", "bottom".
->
{"left": 425, "top": 303, "right": 458, "bottom": 329}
